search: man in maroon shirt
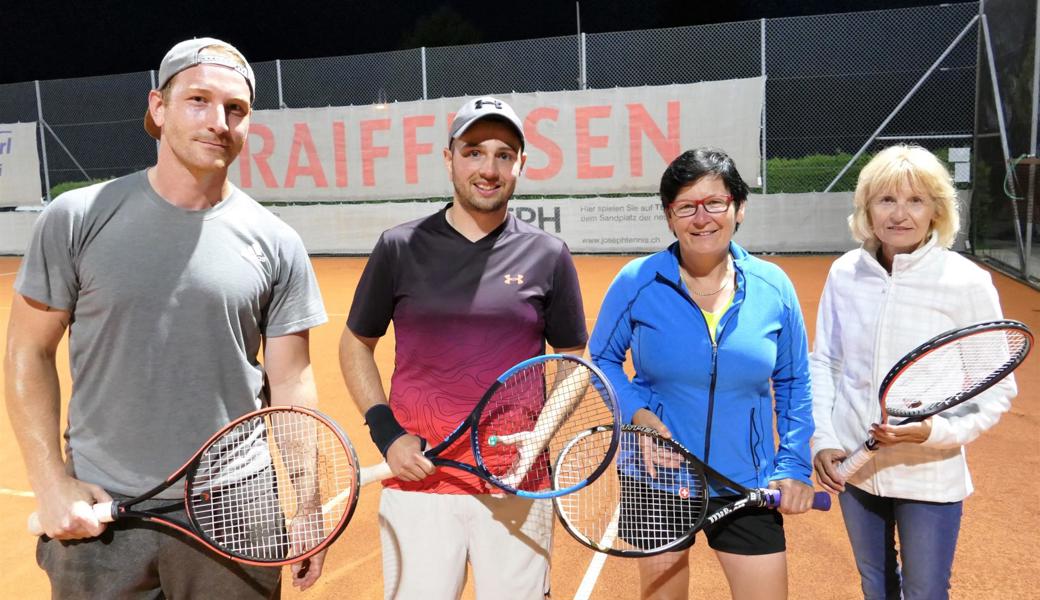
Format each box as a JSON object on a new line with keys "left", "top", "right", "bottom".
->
{"left": 340, "top": 97, "right": 587, "bottom": 599}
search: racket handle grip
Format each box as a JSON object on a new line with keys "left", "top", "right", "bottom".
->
{"left": 359, "top": 462, "right": 394, "bottom": 487}
{"left": 27, "top": 501, "right": 116, "bottom": 536}
{"left": 834, "top": 442, "right": 877, "bottom": 482}
{"left": 358, "top": 435, "right": 430, "bottom": 487}
{"left": 760, "top": 490, "right": 832, "bottom": 511}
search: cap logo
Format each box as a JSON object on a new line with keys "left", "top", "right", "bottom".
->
{"left": 474, "top": 99, "right": 503, "bottom": 110}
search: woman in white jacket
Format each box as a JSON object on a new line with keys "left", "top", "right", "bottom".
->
{"left": 811, "top": 145, "right": 1016, "bottom": 600}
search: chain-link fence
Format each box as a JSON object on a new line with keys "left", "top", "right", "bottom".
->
{"left": 0, "top": 3, "right": 980, "bottom": 200}
{"left": 972, "top": 0, "right": 1039, "bottom": 286}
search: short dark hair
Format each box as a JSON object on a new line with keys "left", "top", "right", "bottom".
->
{"left": 660, "top": 148, "right": 750, "bottom": 214}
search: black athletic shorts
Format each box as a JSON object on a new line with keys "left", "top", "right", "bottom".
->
{"left": 617, "top": 473, "right": 785, "bottom": 555}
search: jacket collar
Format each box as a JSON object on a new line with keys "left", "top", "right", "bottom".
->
{"left": 659, "top": 241, "right": 749, "bottom": 297}
{"left": 861, "top": 231, "right": 940, "bottom": 274}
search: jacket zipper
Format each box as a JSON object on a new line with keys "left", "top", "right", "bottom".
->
{"left": 749, "top": 406, "right": 761, "bottom": 479}
{"left": 703, "top": 338, "right": 719, "bottom": 464}
{"left": 681, "top": 280, "right": 724, "bottom": 465}
{"left": 657, "top": 265, "right": 736, "bottom": 467}
{"left": 868, "top": 259, "right": 894, "bottom": 495}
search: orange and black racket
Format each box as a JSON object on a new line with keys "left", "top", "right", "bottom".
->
{"left": 28, "top": 406, "right": 359, "bottom": 567}
{"left": 835, "top": 320, "right": 1032, "bottom": 481}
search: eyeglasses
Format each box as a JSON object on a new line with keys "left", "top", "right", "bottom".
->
{"left": 669, "top": 195, "right": 733, "bottom": 218}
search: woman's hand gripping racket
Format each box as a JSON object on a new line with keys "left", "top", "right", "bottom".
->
{"left": 359, "top": 354, "right": 620, "bottom": 498}
{"left": 29, "top": 406, "right": 361, "bottom": 567}
{"left": 553, "top": 425, "right": 831, "bottom": 557}
{"left": 833, "top": 319, "right": 1033, "bottom": 482}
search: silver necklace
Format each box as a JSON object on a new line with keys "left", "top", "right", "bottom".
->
{"left": 685, "top": 275, "right": 731, "bottom": 296}
{"left": 682, "top": 259, "right": 733, "bottom": 296}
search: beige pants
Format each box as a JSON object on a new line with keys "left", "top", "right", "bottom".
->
{"left": 379, "top": 488, "right": 553, "bottom": 600}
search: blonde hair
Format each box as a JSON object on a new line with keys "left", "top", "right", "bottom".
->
{"left": 848, "top": 144, "right": 960, "bottom": 248}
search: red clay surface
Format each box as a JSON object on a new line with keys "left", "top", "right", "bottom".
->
{"left": 1, "top": 255, "right": 1036, "bottom": 599}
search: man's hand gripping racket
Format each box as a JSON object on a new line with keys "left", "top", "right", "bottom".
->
{"left": 359, "top": 354, "right": 621, "bottom": 498}
{"left": 832, "top": 320, "right": 1032, "bottom": 483}
{"left": 29, "top": 406, "right": 360, "bottom": 573}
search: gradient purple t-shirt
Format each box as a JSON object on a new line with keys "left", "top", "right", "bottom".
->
{"left": 347, "top": 205, "right": 587, "bottom": 494}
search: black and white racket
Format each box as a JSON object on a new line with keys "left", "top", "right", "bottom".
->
{"left": 29, "top": 406, "right": 360, "bottom": 567}
{"left": 553, "top": 425, "right": 831, "bottom": 557}
{"left": 360, "top": 354, "right": 620, "bottom": 499}
{"left": 835, "top": 319, "right": 1032, "bottom": 481}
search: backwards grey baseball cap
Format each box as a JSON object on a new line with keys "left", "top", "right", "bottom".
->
{"left": 144, "top": 37, "right": 255, "bottom": 140}
{"left": 449, "top": 97, "right": 525, "bottom": 151}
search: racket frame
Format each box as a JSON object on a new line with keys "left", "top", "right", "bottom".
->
{"left": 411, "top": 353, "right": 621, "bottom": 499}
{"left": 836, "top": 320, "right": 1033, "bottom": 481}
{"left": 879, "top": 319, "right": 1033, "bottom": 419}
{"left": 33, "top": 406, "right": 360, "bottom": 567}
{"left": 554, "top": 424, "right": 830, "bottom": 558}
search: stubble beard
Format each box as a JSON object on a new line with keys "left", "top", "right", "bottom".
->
{"left": 453, "top": 180, "right": 512, "bottom": 215}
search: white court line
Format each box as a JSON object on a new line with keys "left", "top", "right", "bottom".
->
{"left": 574, "top": 503, "right": 621, "bottom": 600}
{"left": 0, "top": 488, "right": 35, "bottom": 498}
{"left": 0, "top": 272, "right": 18, "bottom": 277}
{"left": 575, "top": 552, "right": 610, "bottom": 600}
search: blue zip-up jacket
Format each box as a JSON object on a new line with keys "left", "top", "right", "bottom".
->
{"left": 590, "top": 241, "right": 814, "bottom": 490}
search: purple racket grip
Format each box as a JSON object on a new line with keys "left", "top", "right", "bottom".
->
{"left": 760, "top": 489, "right": 832, "bottom": 511}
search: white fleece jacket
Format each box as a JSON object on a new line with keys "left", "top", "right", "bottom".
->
{"left": 810, "top": 233, "right": 1016, "bottom": 502}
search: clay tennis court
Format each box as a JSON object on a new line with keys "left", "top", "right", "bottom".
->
{"left": 1, "top": 254, "right": 1037, "bottom": 598}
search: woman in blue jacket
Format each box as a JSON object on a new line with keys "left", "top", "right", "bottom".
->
{"left": 590, "top": 148, "right": 816, "bottom": 600}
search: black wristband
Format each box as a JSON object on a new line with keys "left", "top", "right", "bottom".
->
{"left": 364, "top": 404, "right": 407, "bottom": 458}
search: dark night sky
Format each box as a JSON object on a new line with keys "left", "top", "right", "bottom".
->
{"left": 0, "top": 0, "right": 945, "bottom": 85}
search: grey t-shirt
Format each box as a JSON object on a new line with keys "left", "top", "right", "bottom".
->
{"left": 15, "top": 170, "right": 327, "bottom": 498}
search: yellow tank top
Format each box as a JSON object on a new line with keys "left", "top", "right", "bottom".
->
{"left": 701, "top": 293, "right": 734, "bottom": 343}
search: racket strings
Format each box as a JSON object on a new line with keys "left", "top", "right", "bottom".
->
{"left": 476, "top": 358, "right": 617, "bottom": 492}
{"left": 885, "top": 328, "right": 1029, "bottom": 416}
{"left": 189, "top": 411, "right": 358, "bottom": 561}
{"left": 554, "top": 428, "right": 707, "bottom": 555}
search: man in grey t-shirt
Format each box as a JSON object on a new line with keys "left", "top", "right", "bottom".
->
{"left": 5, "top": 38, "right": 327, "bottom": 597}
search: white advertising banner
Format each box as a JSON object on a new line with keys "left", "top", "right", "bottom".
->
{"left": 269, "top": 193, "right": 870, "bottom": 255}
{"left": 0, "top": 122, "right": 42, "bottom": 206}
{"left": 11, "top": 190, "right": 963, "bottom": 255}
{"left": 232, "top": 78, "right": 764, "bottom": 202}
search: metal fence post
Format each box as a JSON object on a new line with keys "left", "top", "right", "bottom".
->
{"left": 1033, "top": 0, "right": 1040, "bottom": 158}
{"left": 421, "top": 47, "right": 428, "bottom": 100}
{"left": 825, "top": 14, "right": 980, "bottom": 192}
{"left": 579, "top": 33, "right": 588, "bottom": 90}
{"left": 34, "top": 80, "right": 51, "bottom": 203}
{"left": 276, "top": 59, "right": 286, "bottom": 108}
{"left": 981, "top": 13, "right": 1026, "bottom": 269}
{"left": 760, "top": 17, "right": 767, "bottom": 193}
{"left": 1024, "top": 0, "right": 1040, "bottom": 282}
{"left": 576, "top": 2, "right": 587, "bottom": 90}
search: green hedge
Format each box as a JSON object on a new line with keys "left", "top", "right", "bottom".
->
{"left": 761, "top": 153, "right": 875, "bottom": 193}
{"left": 766, "top": 150, "right": 971, "bottom": 194}
{"left": 49, "top": 179, "right": 112, "bottom": 199}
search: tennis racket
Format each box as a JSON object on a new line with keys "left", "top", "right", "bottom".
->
{"left": 834, "top": 319, "right": 1032, "bottom": 481}
{"left": 28, "top": 406, "right": 360, "bottom": 567}
{"left": 359, "top": 354, "right": 620, "bottom": 498}
{"left": 553, "top": 424, "right": 831, "bottom": 557}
